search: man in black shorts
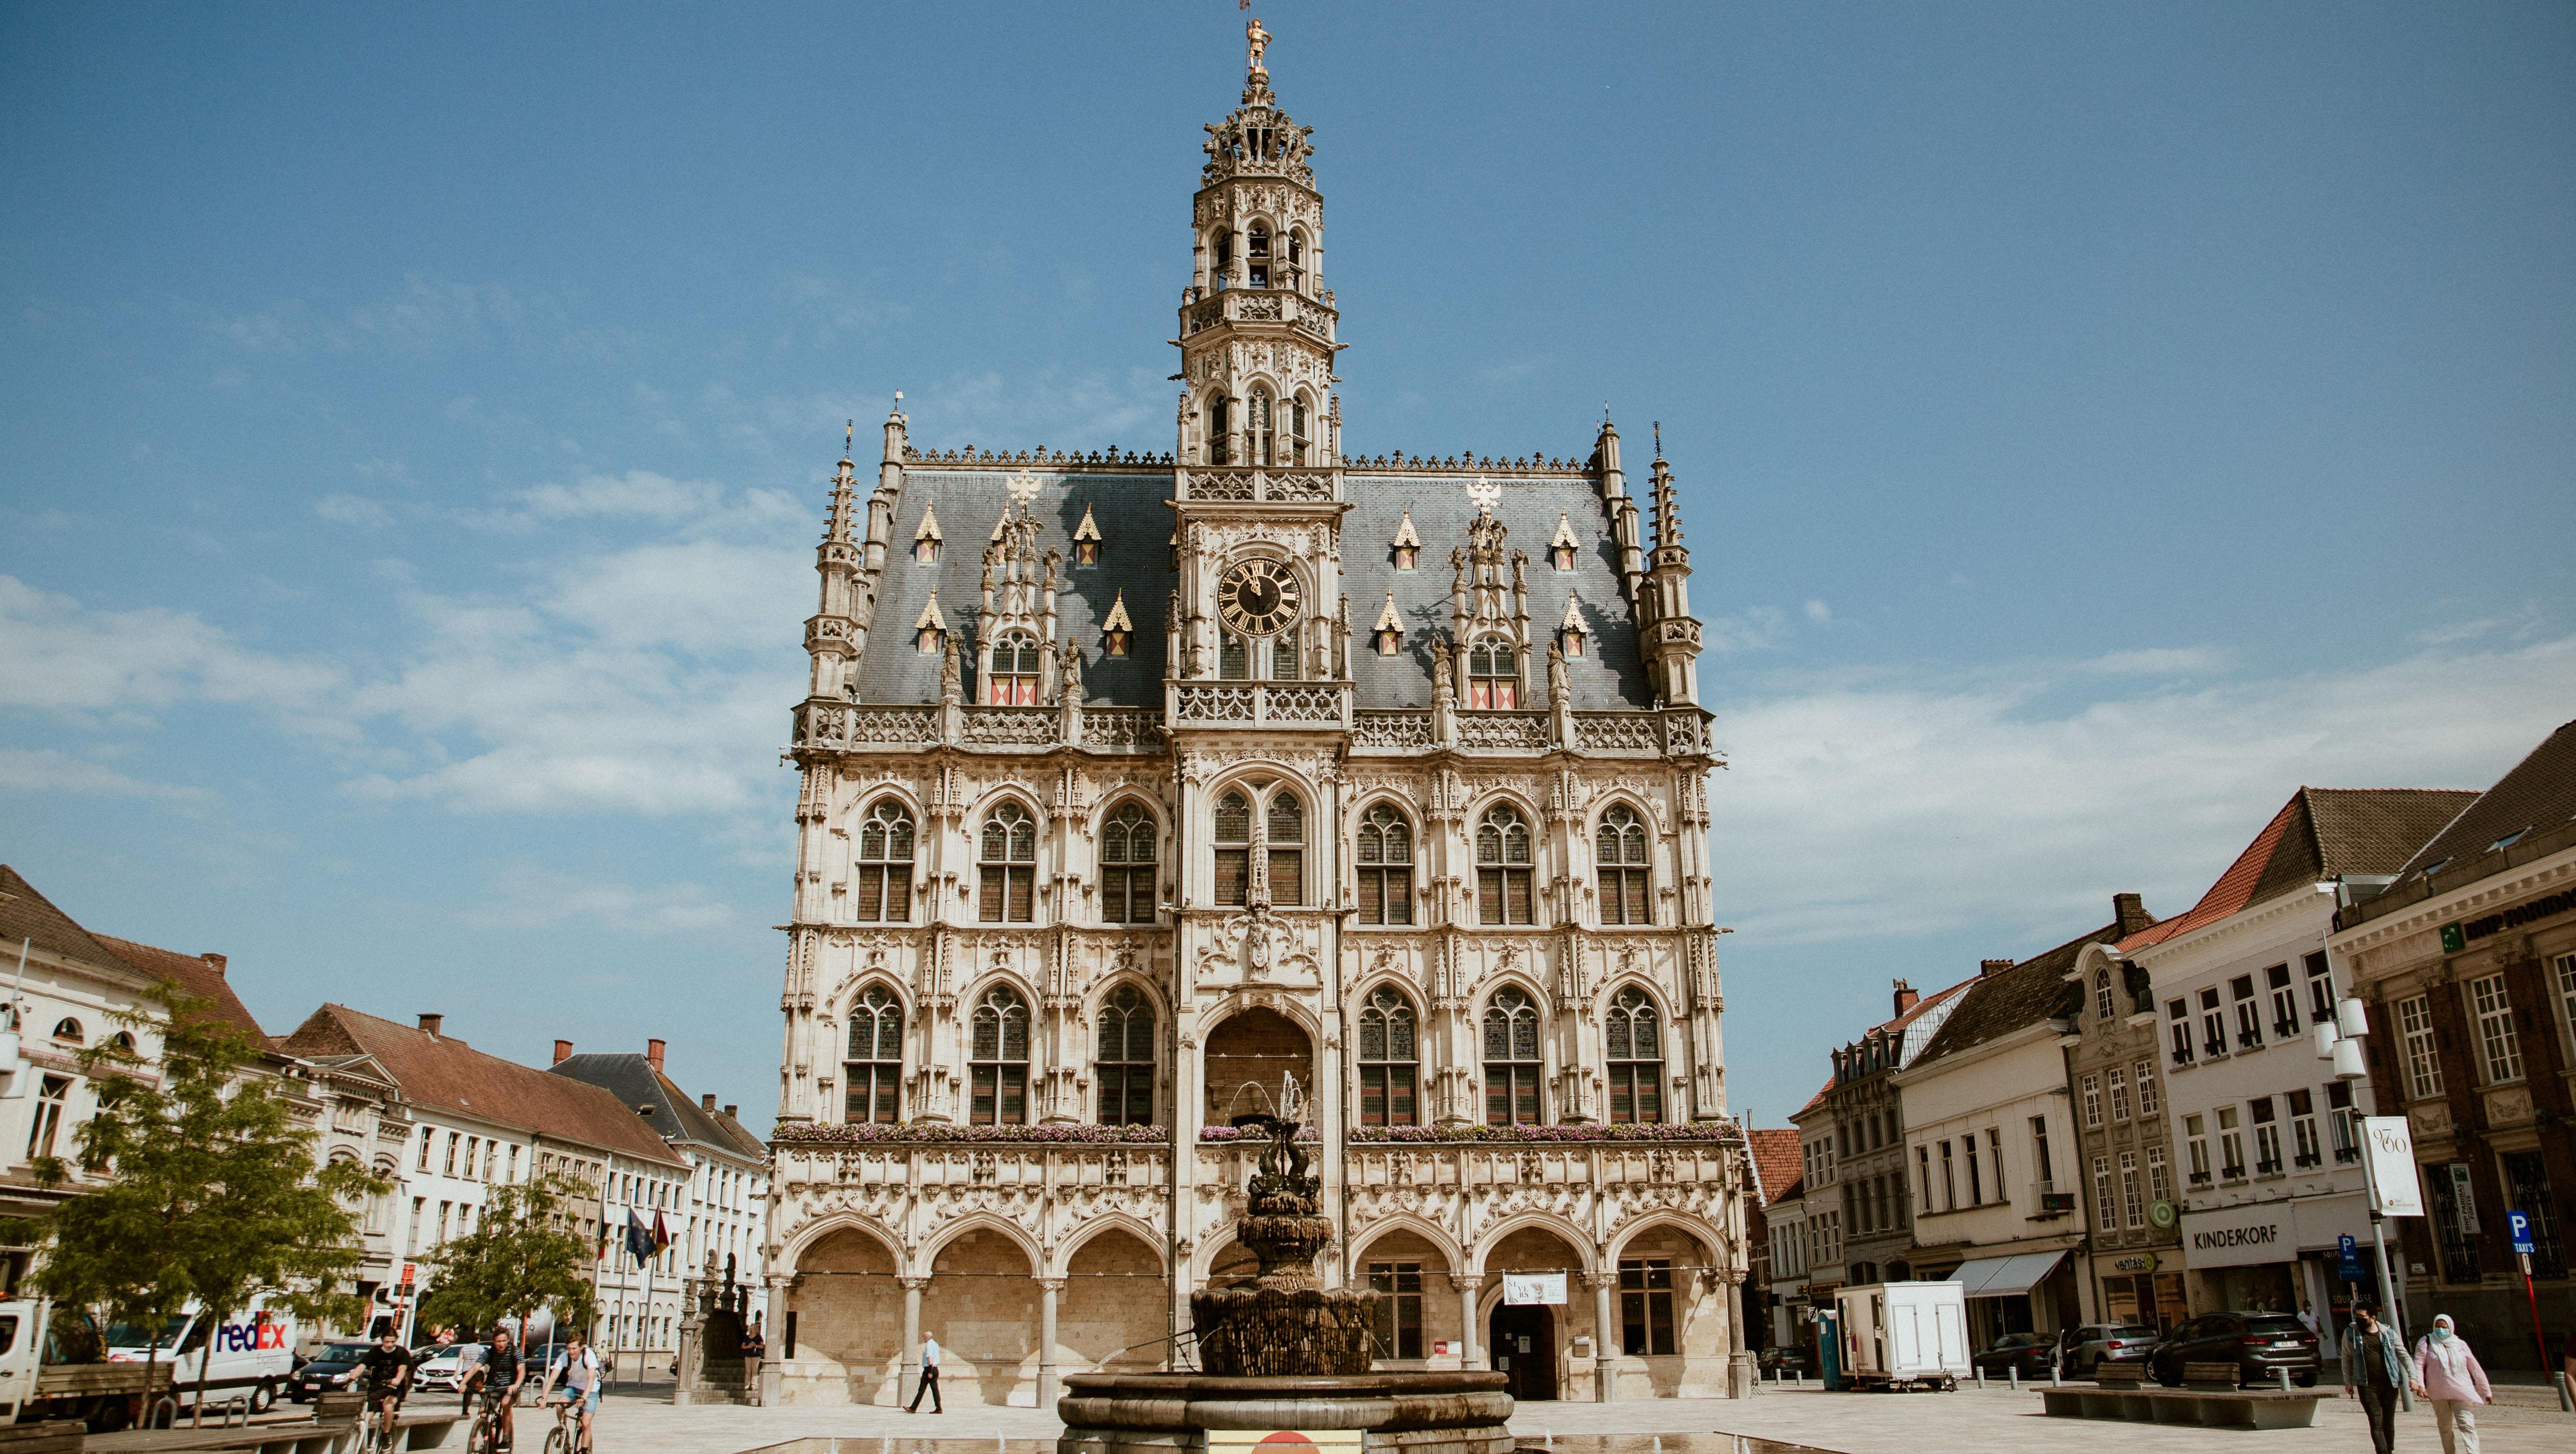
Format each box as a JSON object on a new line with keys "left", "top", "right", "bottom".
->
{"left": 470, "top": 1329, "right": 525, "bottom": 1453}
{"left": 355, "top": 1331, "right": 416, "bottom": 1449}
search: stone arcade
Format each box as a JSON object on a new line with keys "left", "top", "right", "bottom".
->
{"left": 761, "top": 27, "right": 1750, "bottom": 1408}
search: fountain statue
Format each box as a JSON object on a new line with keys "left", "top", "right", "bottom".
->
{"left": 1059, "top": 1099, "right": 1512, "bottom": 1454}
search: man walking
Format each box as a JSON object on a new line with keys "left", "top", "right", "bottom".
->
{"left": 906, "top": 1333, "right": 943, "bottom": 1414}
{"left": 2341, "top": 1302, "right": 2407, "bottom": 1454}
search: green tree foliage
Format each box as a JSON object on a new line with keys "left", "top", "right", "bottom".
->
{"left": 30, "top": 982, "right": 386, "bottom": 1425}
{"left": 416, "top": 1172, "right": 595, "bottom": 1344}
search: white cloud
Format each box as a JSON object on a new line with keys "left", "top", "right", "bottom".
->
{"left": 0, "top": 575, "right": 342, "bottom": 719}
{"left": 315, "top": 493, "right": 394, "bottom": 528}
{"left": 458, "top": 866, "right": 734, "bottom": 934}
{"left": 2082, "top": 645, "right": 2231, "bottom": 676}
{"left": 1707, "top": 636, "right": 2576, "bottom": 948}
{"left": 463, "top": 470, "right": 804, "bottom": 538}
{"left": 1704, "top": 606, "right": 1789, "bottom": 654}
{"left": 0, "top": 748, "right": 212, "bottom": 804}
{"left": 1803, "top": 599, "right": 1832, "bottom": 625}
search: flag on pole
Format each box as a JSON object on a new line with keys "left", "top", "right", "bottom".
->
{"left": 625, "top": 1208, "right": 656, "bottom": 1267}
{"left": 651, "top": 1210, "right": 672, "bottom": 1256}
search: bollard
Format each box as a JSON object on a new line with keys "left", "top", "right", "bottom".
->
{"left": 1544, "top": 1432, "right": 1552, "bottom": 1449}
{"left": 2276, "top": 1368, "right": 2291, "bottom": 1392}
{"left": 2557, "top": 1371, "right": 2575, "bottom": 1414}
{"left": 2050, "top": 1363, "right": 2061, "bottom": 1388}
{"left": 2008, "top": 1367, "right": 2018, "bottom": 1393}
{"left": 1974, "top": 1368, "right": 1985, "bottom": 1390}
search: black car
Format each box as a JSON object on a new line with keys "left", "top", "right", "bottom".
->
{"left": 1757, "top": 1345, "right": 1811, "bottom": 1377}
{"left": 2147, "top": 1312, "right": 2320, "bottom": 1388}
{"left": 1971, "top": 1331, "right": 2059, "bottom": 1377}
{"left": 288, "top": 1342, "right": 381, "bottom": 1403}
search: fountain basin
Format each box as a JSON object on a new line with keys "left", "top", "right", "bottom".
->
{"left": 1058, "top": 1371, "right": 1512, "bottom": 1454}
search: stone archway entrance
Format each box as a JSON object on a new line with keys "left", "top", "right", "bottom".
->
{"left": 1202, "top": 1006, "right": 1312, "bottom": 1125}
{"left": 1491, "top": 1304, "right": 1557, "bottom": 1401}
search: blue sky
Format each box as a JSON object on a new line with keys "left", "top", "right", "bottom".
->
{"left": 3, "top": 2, "right": 2571, "bottom": 1131}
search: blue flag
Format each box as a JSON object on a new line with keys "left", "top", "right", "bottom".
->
{"left": 624, "top": 1208, "right": 655, "bottom": 1267}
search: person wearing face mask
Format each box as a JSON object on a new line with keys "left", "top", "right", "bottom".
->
{"left": 2410, "top": 1313, "right": 2492, "bottom": 1454}
{"left": 2340, "top": 1303, "right": 2407, "bottom": 1454}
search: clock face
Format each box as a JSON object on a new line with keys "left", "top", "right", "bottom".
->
{"left": 1218, "top": 558, "right": 1302, "bottom": 637}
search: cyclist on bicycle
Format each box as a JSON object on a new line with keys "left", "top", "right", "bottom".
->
{"left": 543, "top": 1332, "right": 601, "bottom": 1454}
{"left": 355, "top": 1330, "right": 417, "bottom": 1450}
{"left": 471, "top": 1329, "right": 525, "bottom": 1453}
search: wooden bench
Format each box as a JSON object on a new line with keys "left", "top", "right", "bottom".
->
{"left": 0, "top": 1420, "right": 90, "bottom": 1454}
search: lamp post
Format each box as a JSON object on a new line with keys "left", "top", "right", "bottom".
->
{"left": 2312, "top": 882, "right": 2408, "bottom": 1410}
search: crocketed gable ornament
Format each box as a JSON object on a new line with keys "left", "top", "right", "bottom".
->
{"left": 1558, "top": 593, "right": 1590, "bottom": 658}
{"left": 1390, "top": 509, "right": 1420, "bottom": 570}
{"left": 1102, "top": 588, "right": 1134, "bottom": 657}
{"left": 1372, "top": 592, "right": 1403, "bottom": 656}
{"left": 1073, "top": 501, "right": 1103, "bottom": 566}
{"left": 913, "top": 502, "right": 943, "bottom": 564}
{"left": 915, "top": 591, "right": 946, "bottom": 654}
{"left": 1549, "top": 512, "right": 1579, "bottom": 571}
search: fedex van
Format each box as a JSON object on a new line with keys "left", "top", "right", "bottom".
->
{"left": 103, "top": 1299, "right": 296, "bottom": 1413}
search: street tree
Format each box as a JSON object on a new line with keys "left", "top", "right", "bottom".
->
{"left": 416, "top": 1171, "right": 595, "bottom": 1349}
{"left": 31, "top": 982, "right": 385, "bottom": 1425}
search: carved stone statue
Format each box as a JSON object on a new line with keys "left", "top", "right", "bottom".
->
{"left": 1060, "top": 641, "right": 1085, "bottom": 701}
{"left": 1547, "top": 641, "right": 1570, "bottom": 702}
{"left": 1432, "top": 641, "right": 1456, "bottom": 708}
{"left": 939, "top": 634, "right": 963, "bottom": 705}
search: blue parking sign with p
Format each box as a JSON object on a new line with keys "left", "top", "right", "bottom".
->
{"left": 2337, "top": 1233, "right": 2363, "bottom": 1282}
{"left": 2509, "top": 1211, "right": 2534, "bottom": 1256}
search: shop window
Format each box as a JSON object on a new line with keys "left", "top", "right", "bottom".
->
{"left": 2431, "top": 1162, "right": 2482, "bottom": 1283}
{"left": 1619, "top": 1259, "right": 1676, "bottom": 1355}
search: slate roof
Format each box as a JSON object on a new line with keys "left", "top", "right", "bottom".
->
{"left": 1910, "top": 900, "right": 2152, "bottom": 1070}
{"left": 550, "top": 1052, "right": 766, "bottom": 1162}
{"left": 89, "top": 934, "right": 263, "bottom": 1038}
{"left": 2392, "top": 720, "right": 2576, "bottom": 880}
{"left": 854, "top": 465, "right": 1658, "bottom": 711}
{"left": 2121, "top": 788, "right": 2477, "bottom": 953}
{"left": 276, "top": 1005, "right": 686, "bottom": 1167}
{"left": 1746, "top": 1127, "right": 1804, "bottom": 1210}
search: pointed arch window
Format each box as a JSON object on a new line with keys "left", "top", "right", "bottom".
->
{"left": 1468, "top": 636, "right": 1518, "bottom": 709}
{"left": 1100, "top": 802, "right": 1158, "bottom": 924}
{"left": 1246, "top": 223, "right": 1271, "bottom": 288}
{"left": 1477, "top": 804, "right": 1535, "bottom": 925}
{"left": 1289, "top": 395, "right": 1310, "bottom": 466}
{"left": 978, "top": 802, "right": 1038, "bottom": 922}
{"left": 989, "top": 634, "right": 1045, "bottom": 706}
{"left": 1356, "top": 804, "right": 1414, "bottom": 926}
{"left": 1096, "top": 984, "right": 1155, "bottom": 1126}
{"left": 1214, "top": 791, "right": 1253, "bottom": 907}
{"left": 1211, "top": 231, "right": 1234, "bottom": 292}
{"left": 854, "top": 799, "right": 914, "bottom": 923}
{"left": 1208, "top": 395, "right": 1233, "bottom": 466}
{"left": 843, "top": 985, "right": 903, "bottom": 1125}
{"left": 1482, "top": 987, "right": 1543, "bottom": 1127}
{"left": 1286, "top": 230, "right": 1307, "bottom": 292}
{"left": 1596, "top": 804, "right": 1652, "bottom": 926}
{"left": 969, "top": 986, "right": 1030, "bottom": 1126}
{"left": 1251, "top": 388, "right": 1275, "bottom": 467}
{"left": 1357, "top": 986, "right": 1419, "bottom": 1127}
{"left": 1267, "top": 791, "right": 1306, "bottom": 906}
{"left": 1606, "top": 987, "right": 1664, "bottom": 1124}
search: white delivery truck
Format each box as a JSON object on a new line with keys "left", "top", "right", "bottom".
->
{"left": 102, "top": 1299, "right": 296, "bottom": 1415}
{"left": 1834, "top": 1281, "right": 1970, "bottom": 1391}
{"left": 0, "top": 1298, "right": 174, "bottom": 1428}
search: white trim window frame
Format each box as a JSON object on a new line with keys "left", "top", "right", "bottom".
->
{"left": 2555, "top": 953, "right": 2576, "bottom": 1064}
{"left": 2398, "top": 994, "right": 2445, "bottom": 1100}
{"left": 2469, "top": 973, "right": 2524, "bottom": 1086}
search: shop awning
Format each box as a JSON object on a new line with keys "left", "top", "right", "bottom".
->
{"left": 1947, "top": 1251, "right": 2067, "bottom": 1299}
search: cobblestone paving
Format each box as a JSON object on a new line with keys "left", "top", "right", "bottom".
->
{"left": 560, "top": 1383, "right": 2574, "bottom": 1454}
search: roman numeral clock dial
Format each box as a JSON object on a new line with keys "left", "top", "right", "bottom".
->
{"left": 1218, "top": 559, "right": 1302, "bottom": 637}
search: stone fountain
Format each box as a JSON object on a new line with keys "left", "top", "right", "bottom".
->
{"left": 1059, "top": 1112, "right": 1512, "bottom": 1454}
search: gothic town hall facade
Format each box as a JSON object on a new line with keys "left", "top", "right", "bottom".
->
{"left": 763, "top": 34, "right": 1750, "bottom": 1408}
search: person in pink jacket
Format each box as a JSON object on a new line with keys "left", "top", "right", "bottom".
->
{"left": 2410, "top": 1313, "right": 2492, "bottom": 1454}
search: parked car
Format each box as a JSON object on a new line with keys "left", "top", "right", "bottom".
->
{"left": 287, "top": 1342, "right": 379, "bottom": 1403}
{"left": 412, "top": 1344, "right": 486, "bottom": 1394}
{"left": 2146, "top": 1312, "right": 2320, "bottom": 1389}
{"left": 2061, "top": 1323, "right": 2158, "bottom": 1376}
{"left": 1971, "top": 1331, "right": 2059, "bottom": 1377}
{"left": 1757, "top": 1345, "right": 1811, "bottom": 1377}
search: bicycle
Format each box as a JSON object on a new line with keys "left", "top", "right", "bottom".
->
{"left": 360, "top": 1390, "right": 407, "bottom": 1454}
{"left": 539, "top": 1395, "right": 592, "bottom": 1454}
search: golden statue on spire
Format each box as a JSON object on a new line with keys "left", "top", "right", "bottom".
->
{"left": 1246, "top": 16, "right": 1271, "bottom": 76}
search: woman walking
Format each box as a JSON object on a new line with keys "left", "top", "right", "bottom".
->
{"left": 2411, "top": 1314, "right": 2492, "bottom": 1454}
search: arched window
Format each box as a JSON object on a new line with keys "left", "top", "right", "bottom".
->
{"left": 1214, "top": 791, "right": 1252, "bottom": 907}
{"left": 1476, "top": 804, "right": 1534, "bottom": 925}
{"left": 1208, "top": 394, "right": 1233, "bottom": 465}
{"left": 2094, "top": 966, "right": 2116, "bottom": 1023}
{"left": 51, "top": 1018, "right": 82, "bottom": 1045}
{"left": 1095, "top": 985, "right": 1155, "bottom": 1126}
{"left": 978, "top": 802, "right": 1038, "bottom": 922}
{"left": 989, "top": 634, "right": 1044, "bottom": 705}
{"left": 855, "top": 799, "right": 915, "bottom": 922}
{"left": 1468, "top": 636, "right": 1518, "bottom": 708}
{"left": 1250, "top": 388, "right": 1274, "bottom": 467}
{"left": 1356, "top": 804, "right": 1414, "bottom": 926}
{"left": 1357, "top": 986, "right": 1418, "bottom": 1126}
{"left": 1482, "top": 987, "right": 1543, "bottom": 1127}
{"left": 1289, "top": 394, "right": 1310, "bottom": 466}
{"left": 110, "top": 1030, "right": 137, "bottom": 1056}
{"left": 1211, "top": 231, "right": 1234, "bottom": 291}
{"left": 1266, "top": 792, "right": 1306, "bottom": 906}
{"left": 969, "top": 986, "right": 1030, "bottom": 1125}
{"left": 1247, "top": 223, "right": 1271, "bottom": 288}
{"left": 1100, "top": 802, "right": 1158, "bottom": 924}
{"left": 843, "top": 985, "right": 903, "bottom": 1125}
{"left": 1606, "top": 987, "right": 1664, "bottom": 1124}
{"left": 1596, "top": 804, "right": 1652, "bottom": 926}
{"left": 1286, "top": 230, "right": 1307, "bottom": 290}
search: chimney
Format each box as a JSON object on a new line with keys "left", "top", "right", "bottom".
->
{"left": 417, "top": 1013, "right": 443, "bottom": 1038}
{"left": 553, "top": 1039, "right": 573, "bottom": 1065}
{"left": 1890, "top": 980, "right": 1918, "bottom": 1018}
{"left": 2113, "top": 891, "right": 2154, "bottom": 937}
{"left": 722, "top": 1104, "right": 738, "bottom": 1120}
{"left": 701, "top": 1093, "right": 717, "bottom": 1112}
{"left": 1980, "top": 958, "right": 2016, "bottom": 978}
{"left": 200, "top": 952, "right": 228, "bottom": 977}
{"left": 646, "top": 1038, "right": 667, "bottom": 1075}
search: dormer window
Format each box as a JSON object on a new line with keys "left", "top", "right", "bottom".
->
{"left": 914, "top": 593, "right": 946, "bottom": 654}
{"left": 1558, "top": 595, "right": 1590, "bottom": 659}
{"left": 1391, "top": 510, "right": 1420, "bottom": 571}
{"left": 1468, "top": 636, "right": 1518, "bottom": 709}
{"left": 1373, "top": 594, "right": 1403, "bottom": 656}
{"left": 1549, "top": 513, "right": 1579, "bottom": 571}
{"left": 1073, "top": 502, "right": 1101, "bottom": 567}
{"left": 913, "top": 503, "right": 943, "bottom": 564}
{"left": 1102, "top": 590, "right": 1133, "bottom": 658}
{"left": 989, "top": 634, "right": 1044, "bottom": 705}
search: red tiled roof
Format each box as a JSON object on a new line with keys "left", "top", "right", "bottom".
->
{"left": 1746, "top": 1127, "right": 1804, "bottom": 1210}
{"left": 278, "top": 1005, "right": 685, "bottom": 1167}
{"left": 2122, "top": 787, "right": 2478, "bottom": 953}
{"left": 88, "top": 934, "right": 262, "bottom": 1039}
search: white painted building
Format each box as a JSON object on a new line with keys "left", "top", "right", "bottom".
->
{"left": 2135, "top": 788, "right": 2471, "bottom": 1331}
